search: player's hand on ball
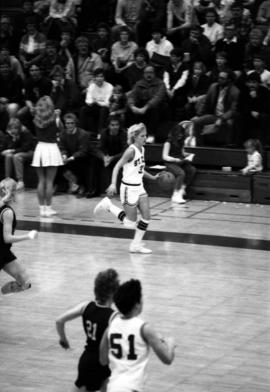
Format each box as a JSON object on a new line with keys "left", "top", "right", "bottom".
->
{"left": 28, "top": 230, "right": 38, "bottom": 240}
{"left": 106, "top": 184, "right": 117, "bottom": 196}
{"left": 59, "top": 339, "right": 70, "bottom": 349}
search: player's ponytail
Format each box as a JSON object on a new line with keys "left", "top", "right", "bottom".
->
{"left": 127, "top": 123, "right": 146, "bottom": 145}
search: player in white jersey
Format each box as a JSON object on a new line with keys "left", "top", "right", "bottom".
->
{"left": 94, "top": 123, "right": 158, "bottom": 254}
{"left": 100, "top": 279, "right": 176, "bottom": 392}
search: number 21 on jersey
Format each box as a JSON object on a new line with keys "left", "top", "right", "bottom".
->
{"left": 86, "top": 320, "right": 97, "bottom": 340}
{"left": 110, "top": 333, "right": 137, "bottom": 360}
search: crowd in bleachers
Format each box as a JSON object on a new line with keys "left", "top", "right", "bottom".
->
{"left": 1, "top": 0, "right": 270, "bottom": 196}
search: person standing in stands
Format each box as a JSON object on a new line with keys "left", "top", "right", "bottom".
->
{"left": 31, "top": 96, "right": 63, "bottom": 217}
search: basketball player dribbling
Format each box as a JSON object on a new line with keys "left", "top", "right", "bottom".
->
{"left": 100, "top": 279, "right": 176, "bottom": 392}
{"left": 0, "top": 178, "right": 38, "bottom": 295}
{"left": 94, "top": 123, "right": 158, "bottom": 254}
{"left": 56, "top": 269, "right": 120, "bottom": 392}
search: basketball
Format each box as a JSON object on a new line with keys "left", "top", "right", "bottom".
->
{"left": 157, "top": 171, "right": 175, "bottom": 192}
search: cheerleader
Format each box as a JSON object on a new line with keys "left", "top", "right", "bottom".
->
{"left": 0, "top": 178, "right": 38, "bottom": 295}
{"left": 31, "top": 96, "right": 63, "bottom": 217}
{"left": 56, "top": 268, "right": 119, "bottom": 392}
{"left": 94, "top": 123, "right": 158, "bottom": 254}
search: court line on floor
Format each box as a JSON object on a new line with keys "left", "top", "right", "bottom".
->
{"left": 17, "top": 219, "right": 270, "bottom": 251}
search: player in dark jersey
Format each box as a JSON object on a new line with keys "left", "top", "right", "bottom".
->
{"left": 56, "top": 268, "right": 120, "bottom": 392}
{"left": 0, "top": 178, "right": 38, "bottom": 295}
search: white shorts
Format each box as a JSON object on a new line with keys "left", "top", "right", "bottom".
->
{"left": 120, "top": 182, "right": 147, "bottom": 207}
{"left": 32, "top": 142, "right": 63, "bottom": 167}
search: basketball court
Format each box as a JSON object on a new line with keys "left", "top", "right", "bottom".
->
{"left": 1, "top": 191, "right": 270, "bottom": 392}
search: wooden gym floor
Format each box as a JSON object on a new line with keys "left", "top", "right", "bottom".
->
{"left": 1, "top": 190, "right": 270, "bottom": 392}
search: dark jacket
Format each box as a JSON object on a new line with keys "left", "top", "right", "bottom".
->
{"left": 215, "top": 38, "right": 245, "bottom": 70}
{"left": 0, "top": 73, "right": 23, "bottom": 104}
{"left": 238, "top": 85, "right": 270, "bottom": 119}
{"left": 199, "top": 82, "right": 240, "bottom": 120}
{"left": 24, "top": 76, "right": 52, "bottom": 104}
{"left": 51, "top": 80, "right": 82, "bottom": 114}
{"left": 128, "top": 77, "right": 167, "bottom": 109}
{"left": 6, "top": 128, "right": 35, "bottom": 153}
{"left": 181, "top": 35, "right": 213, "bottom": 69}
{"left": 186, "top": 74, "right": 211, "bottom": 97}
{"left": 98, "top": 128, "right": 127, "bottom": 160}
{"left": 59, "top": 127, "right": 89, "bottom": 159}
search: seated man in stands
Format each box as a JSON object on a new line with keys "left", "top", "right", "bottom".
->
{"left": 79, "top": 69, "right": 113, "bottom": 139}
{"left": 59, "top": 113, "right": 91, "bottom": 197}
{"left": 0, "top": 56, "right": 23, "bottom": 107}
{"left": 146, "top": 26, "right": 173, "bottom": 69}
{"left": 237, "top": 72, "right": 270, "bottom": 146}
{"left": 98, "top": 115, "right": 127, "bottom": 191}
{"left": 128, "top": 65, "right": 168, "bottom": 143}
{"left": 1, "top": 118, "right": 35, "bottom": 191}
{"left": 192, "top": 70, "right": 240, "bottom": 146}
{"left": 124, "top": 48, "right": 149, "bottom": 91}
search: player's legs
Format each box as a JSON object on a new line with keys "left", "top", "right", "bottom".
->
{"left": 44, "top": 166, "right": 58, "bottom": 215}
{"left": 1, "top": 260, "right": 31, "bottom": 294}
{"left": 166, "top": 164, "right": 186, "bottom": 204}
{"left": 4, "top": 153, "right": 14, "bottom": 178}
{"left": 130, "top": 193, "right": 152, "bottom": 254}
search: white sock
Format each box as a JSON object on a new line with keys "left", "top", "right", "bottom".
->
{"left": 109, "top": 203, "right": 123, "bottom": 218}
{"left": 133, "top": 219, "right": 149, "bottom": 245}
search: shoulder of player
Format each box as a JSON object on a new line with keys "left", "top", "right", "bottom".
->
{"left": 140, "top": 322, "right": 158, "bottom": 343}
{"left": 1, "top": 207, "right": 14, "bottom": 223}
{"left": 124, "top": 145, "right": 136, "bottom": 160}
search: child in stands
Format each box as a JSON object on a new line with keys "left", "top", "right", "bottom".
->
{"left": 241, "top": 139, "right": 263, "bottom": 175}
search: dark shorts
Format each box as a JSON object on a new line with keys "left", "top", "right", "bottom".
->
{"left": 0, "top": 250, "right": 16, "bottom": 270}
{"left": 75, "top": 350, "right": 111, "bottom": 391}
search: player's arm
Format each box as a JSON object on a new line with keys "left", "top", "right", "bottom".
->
{"left": 56, "top": 301, "right": 88, "bottom": 349}
{"left": 99, "top": 328, "right": 109, "bottom": 366}
{"left": 2, "top": 209, "right": 37, "bottom": 243}
{"left": 143, "top": 170, "right": 159, "bottom": 181}
{"left": 142, "top": 323, "right": 176, "bottom": 365}
{"left": 162, "top": 142, "right": 181, "bottom": 163}
{"left": 107, "top": 147, "right": 135, "bottom": 194}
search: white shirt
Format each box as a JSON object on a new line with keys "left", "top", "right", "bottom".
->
{"left": 107, "top": 314, "right": 149, "bottom": 392}
{"left": 122, "top": 145, "right": 145, "bottom": 185}
{"left": 146, "top": 37, "right": 174, "bottom": 58}
{"left": 85, "top": 81, "right": 113, "bottom": 107}
{"left": 202, "top": 22, "right": 224, "bottom": 45}
{"left": 247, "top": 151, "right": 263, "bottom": 172}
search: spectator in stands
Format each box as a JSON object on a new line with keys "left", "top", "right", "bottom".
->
{"left": 44, "top": 0, "right": 79, "bottom": 39}
{"left": 58, "top": 27, "right": 76, "bottom": 80}
{"left": 181, "top": 25, "right": 213, "bottom": 69}
{"left": 1, "top": 119, "right": 35, "bottom": 191}
{"left": 0, "top": 47, "right": 24, "bottom": 80}
{"left": 113, "top": 0, "right": 142, "bottom": 39}
{"left": 208, "top": 51, "right": 229, "bottom": 83}
{"left": 183, "top": 61, "right": 211, "bottom": 119}
{"left": 215, "top": 22, "right": 245, "bottom": 73}
{"left": 237, "top": 72, "right": 270, "bottom": 145}
{"left": 111, "top": 26, "right": 138, "bottom": 78}
{"left": 163, "top": 48, "right": 189, "bottom": 120}
{"left": 40, "top": 40, "right": 67, "bottom": 78}
{"left": 19, "top": 16, "right": 46, "bottom": 71}
{"left": 124, "top": 48, "right": 148, "bottom": 91}
{"left": 58, "top": 112, "right": 90, "bottom": 195}
{"left": 137, "top": 0, "right": 167, "bottom": 46}
{"left": 109, "top": 85, "right": 127, "bottom": 121}
{"left": 92, "top": 23, "right": 112, "bottom": 71}
{"left": 128, "top": 65, "right": 168, "bottom": 143}
{"left": 146, "top": 27, "right": 174, "bottom": 68}
{"left": 166, "top": 0, "right": 195, "bottom": 46}
{"left": 247, "top": 54, "right": 270, "bottom": 87}
{"left": 0, "top": 15, "right": 17, "bottom": 55}
{"left": 0, "top": 56, "right": 23, "bottom": 106}
{"left": 19, "top": 64, "right": 52, "bottom": 123}
{"left": 31, "top": 96, "right": 63, "bottom": 217}
{"left": 98, "top": 115, "right": 127, "bottom": 191}
{"left": 202, "top": 8, "right": 224, "bottom": 46}
{"left": 244, "top": 28, "right": 270, "bottom": 71}
{"left": 0, "top": 98, "right": 9, "bottom": 132}
{"left": 74, "top": 36, "right": 103, "bottom": 93}
{"left": 241, "top": 138, "right": 263, "bottom": 174}
{"left": 192, "top": 70, "right": 240, "bottom": 146}
{"left": 162, "top": 123, "right": 196, "bottom": 204}
{"left": 256, "top": 0, "right": 270, "bottom": 31}
{"left": 225, "top": 1, "right": 252, "bottom": 37}
{"left": 50, "top": 65, "right": 81, "bottom": 115}
{"left": 80, "top": 69, "right": 113, "bottom": 138}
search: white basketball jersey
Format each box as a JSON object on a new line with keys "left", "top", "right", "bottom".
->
{"left": 107, "top": 315, "right": 149, "bottom": 392}
{"left": 122, "top": 145, "right": 145, "bottom": 185}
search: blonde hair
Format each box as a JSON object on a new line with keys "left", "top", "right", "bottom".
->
{"left": 33, "top": 96, "right": 55, "bottom": 129}
{"left": 127, "top": 123, "right": 146, "bottom": 145}
{"left": 0, "top": 178, "right": 17, "bottom": 204}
